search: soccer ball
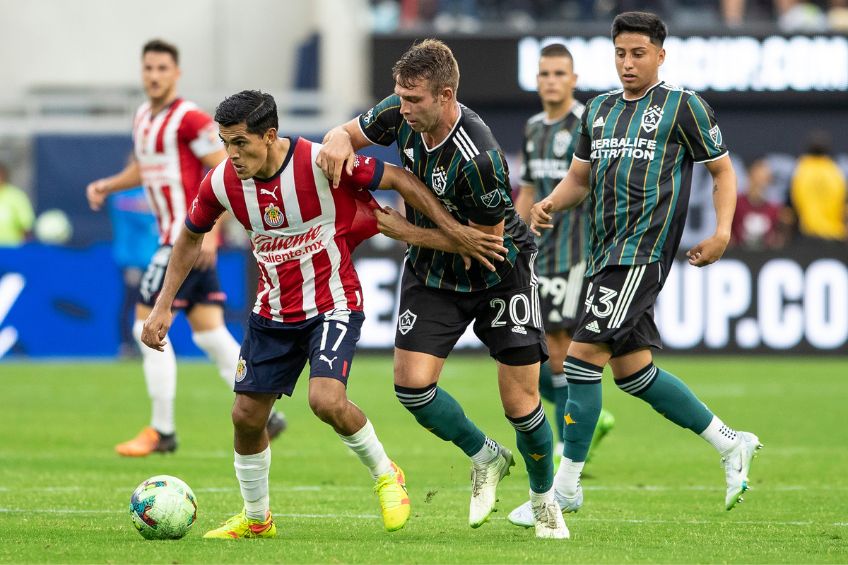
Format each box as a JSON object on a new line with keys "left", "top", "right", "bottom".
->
{"left": 33, "top": 209, "right": 73, "bottom": 244}
{"left": 129, "top": 475, "right": 197, "bottom": 540}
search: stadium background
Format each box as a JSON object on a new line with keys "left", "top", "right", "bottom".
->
{"left": 0, "top": 0, "right": 846, "bottom": 358}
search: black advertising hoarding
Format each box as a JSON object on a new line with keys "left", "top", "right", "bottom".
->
{"left": 353, "top": 238, "right": 848, "bottom": 354}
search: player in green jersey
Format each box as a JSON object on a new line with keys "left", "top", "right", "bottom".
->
{"left": 318, "top": 39, "right": 568, "bottom": 539}
{"left": 530, "top": 13, "right": 762, "bottom": 526}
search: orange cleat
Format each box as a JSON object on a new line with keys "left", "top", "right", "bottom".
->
{"left": 115, "top": 426, "right": 177, "bottom": 457}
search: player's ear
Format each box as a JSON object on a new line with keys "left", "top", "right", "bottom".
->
{"left": 264, "top": 128, "right": 277, "bottom": 145}
{"left": 439, "top": 85, "right": 454, "bottom": 104}
{"left": 657, "top": 47, "right": 666, "bottom": 67}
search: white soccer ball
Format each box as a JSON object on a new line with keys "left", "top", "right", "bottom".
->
{"left": 129, "top": 475, "right": 197, "bottom": 540}
{"left": 34, "top": 209, "right": 72, "bottom": 244}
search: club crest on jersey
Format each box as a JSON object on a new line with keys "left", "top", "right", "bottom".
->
{"left": 481, "top": 189, "right": 502, "bottom": 208}
{"left": 431, "top": 166, "right": 448, "bottom": 196}
{"left": 553, "top": 130, "right": 572, "bottom": 157}
{"left": 263, "top": 203, "right": 285, "bottom": 227}
{"left": 397, "top": 309, "right": 417, "bottom": 335}
{"left": 640, "top": 105, "right": 664, "bottom": 133}
{"left": 709, "top": 125, "right": 723, "bottom": 147}
{"left": 235, "top": 357, "right": 247, "bottom": 382}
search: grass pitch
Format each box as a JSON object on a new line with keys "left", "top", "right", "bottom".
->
{"left": 1, "top": 355, "right": 846, "bottom": 563}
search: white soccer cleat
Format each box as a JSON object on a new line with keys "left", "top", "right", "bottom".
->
{"left": 469, "top": 445, "right": 514, "bottom": 528}
{"left": 532, "top": 498, "right": 570, "bottom": 539}
{"left": 722, "top": 431, "right": 763, "bottom": 511}
{"left": 507, "top": 484, "right": 583, "bottom": 528}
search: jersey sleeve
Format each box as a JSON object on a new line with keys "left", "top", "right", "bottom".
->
{"left": 572, "top": 106, "right": 592, "bottom": 163}
{"left": 338, "top": 154, "right": 386, "bottom": 195}
{"left": 185, "top": 169, "right": 225, "bottom": 233}
{"left": 357, "top": 95, "right": 404, "bottom": 146}
{"left": 519, "top": 125, "right": 533, "bottom": 186}
{"left": 677, "top": 93, "right": 728, "bottom": 163}
{"left": 179, "top": 109, "right": 222, "bottom": 158}
{"left": 457, "top": 150, "right": 512, "bottom": 226}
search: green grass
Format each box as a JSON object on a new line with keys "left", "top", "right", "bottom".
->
{"left": 1, "top": 355, "right": 846, "bottom": 563}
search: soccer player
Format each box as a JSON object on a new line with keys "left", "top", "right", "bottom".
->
{"left": 140, "top": 90, "right": 507, "bottom": 538}
{"left": 530, "top": 12, "right": 762, "bottom": 522}
{"left": 507, "top": 43, "right": 616, "bottom": 529}
{"left": 318, "top": 39, "right": 569, "bottom": 539}
{"left": 86, "top": 39, "right": 285, "bottom": 456}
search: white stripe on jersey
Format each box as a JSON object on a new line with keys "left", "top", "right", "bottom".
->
{"left": 162, "top": 102, "right": 193, "bottom": 244}
{"left": 457, "top": 127, "right": 480, "bottom": 156}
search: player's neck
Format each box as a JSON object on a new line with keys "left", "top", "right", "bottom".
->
{"left": 423, "top": 102, "right": 460, "bottom": 148}
{"left": 622, "top": 78, "right": 661, "bottom": 100}
{"left": 543, "top": 97, "right": 574, "bottom": 122}
{"left": 149, "top": 92, "right": 179, "bottom": 115}
{"left": 256, "top": 137, "right": 290, "bottom": 179}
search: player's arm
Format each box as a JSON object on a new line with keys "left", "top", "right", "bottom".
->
{"left": 514, "top": 184, "right": 536, "bottom": 223}
{"left": 378, "top": 164, "right": 507, "bottom": 269}
{"left": 140, "top": 225, "right": 206, "bottom": 351}
{"left": 193, "top": 149, "right": 229, "bottom": 270}
{"left": 86, "top": 158, "right": 143, "bottom": 211}
{"left": 687, "top": 154, "right": 737, "bottom": 267}
{"left": 530, "top": 159, "right": 590, "bottom": 236}
{"left": 317, "top": 118, "right": 374, "bottom": 188}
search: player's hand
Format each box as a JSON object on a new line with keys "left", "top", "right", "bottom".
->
{"left": 450, "top": 226, "right": 507, "bottom": 272}
{"left": 316, "top": 129, "right": 355, "bottom": 188}
{"left": 86, "top": 179, "right": 110, "bottom": 211}
{"left": 194, "top": 236, "right": 218, "bottom": 271}
{"left": 530, "top": 199, "right": 555, "bottom": 236}
{"left": 141, "top": 307, "right": 173, "bottom": 352}
{"left": 686, "top": 232, "right": 730, "bottom": 267}
{"left": 375, "top": 206, "right": 410, "bottom": 241}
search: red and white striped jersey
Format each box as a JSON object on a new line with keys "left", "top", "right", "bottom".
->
{"left": 133, "top": 97, "right": 222, "bottom": 245}
{"left": 187, "top": 137, "right": 383, "bottom": 323}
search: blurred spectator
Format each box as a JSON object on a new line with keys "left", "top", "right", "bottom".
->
{"left": 731, "top": 157, "right": 789, "bottom": 249}
{"left": 828, "top": 0, "right": 848, "bottom": 30}
{"left": 789, "top": 130, "right": 847, "bottom": 242}
{"left": 107, "top": 186, "right": 159, "bottom": 357}
{"left": 0, "top": 162, "right": 35, "bottom": 246}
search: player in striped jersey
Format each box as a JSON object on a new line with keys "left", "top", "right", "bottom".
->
{"left": 85, "top": 40, "right": 285, "bottom": 456}
{"left": 507, "top": 43, "right": 615, "bottom": 529}
{"left": 531, "top": 12, "right": 762, "bottom": 521}
{"left": 319, "top": 39, "right": 568, "bottom": 539}
{"left": 140, "top": 90, "right": 505, "bottom": 537}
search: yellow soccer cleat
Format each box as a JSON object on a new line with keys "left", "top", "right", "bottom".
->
{"left": 203, "top": 509, "right": 276, "bottom": 539}
{"left": 374, "top": 461, "right": 410, "bottom": 532}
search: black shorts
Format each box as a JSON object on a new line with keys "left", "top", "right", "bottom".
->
{"left": 538, "top": 261, "right": 588, "bottom": 334}
{"left": 571, "top": 263, "right": 663, "bottom": 357}
{"left": 235, "top": 309, "right": 364, "bottom": 397}
{"left": 138, "top": 245, "right": 226, "bottom": 310}
{"left": 394, "top": 252, "right": 547, "bottom": 362}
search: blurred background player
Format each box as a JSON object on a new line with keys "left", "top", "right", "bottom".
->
{"left": 142, "top": 90, "right": 502, "bottom": 538}
{"left": 318, "top": 39, "right": 568, "bottom": 539}
{"left": 513, "top": 42, "right": 615, "bottom": 468}
{"left": 0, "top": 161, "right": 35, "bottom": 246}
{"left": 85, "top": 39, "right": 285, "bottom": 456}
{"left": 530, "top": 12, "right": 762, "bottom": 527}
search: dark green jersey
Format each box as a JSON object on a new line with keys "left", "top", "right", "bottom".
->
{"left": 520, "top": 102, "right": 589, "bottom": 275}
{"left": 573, "top": 82, "right": 727, "bottom": 276}
{"left": 359, "top": 94, "right": 534, "bottom": 292}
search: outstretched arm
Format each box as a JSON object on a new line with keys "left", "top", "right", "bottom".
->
{"left": 530, "top": 159, "right": 590, "bottom": 236}
{"left": 687, "top": 155, "right": 737, "bottom": 267}
{"left": 140, "top": 226, "right": 206, "bottom": 351}
{"left": 86, "top": 159, "right": 143, "bottom": 211}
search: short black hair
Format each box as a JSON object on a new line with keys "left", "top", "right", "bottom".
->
{"left": 142, "top": 39, "right": 179, "bottom": 64}
{"left": 214, "top": 90, "right": 278, "bottom": 136}
{"left": 611, "top": 12, "right": 667, "bottom": 47}
{"left": 805, "top": 129, "right": 832, "bottom": 156}
{"left": 540, "top": 43, "right": 573, "bottom": 62}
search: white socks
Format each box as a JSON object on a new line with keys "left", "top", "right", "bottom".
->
{"left": 192, "top": 326, "right": 241, "bottom": 388}
{"left": 235, "top": 447, "right": 271, "bottom": 520}
{"left": 700, "top": 415, "right": 739, "bottom": 454}
{"left": 470, "top": 437, "right": 500, "bottom": 466}
{"left": 554, "top": 457, "right": 584, "bottom": 497}
{"left": 339, "top": 419, "right": 393, "bottom": 479}
{"left": 133, "top": 320, "right": 176, "bottom": 434}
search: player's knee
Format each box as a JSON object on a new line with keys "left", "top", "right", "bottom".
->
{"left": 231, "top": 403, "right": 265, "bottom": 435}
{"left": 308, "top": 389, "right": 347, "bottom": 424}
